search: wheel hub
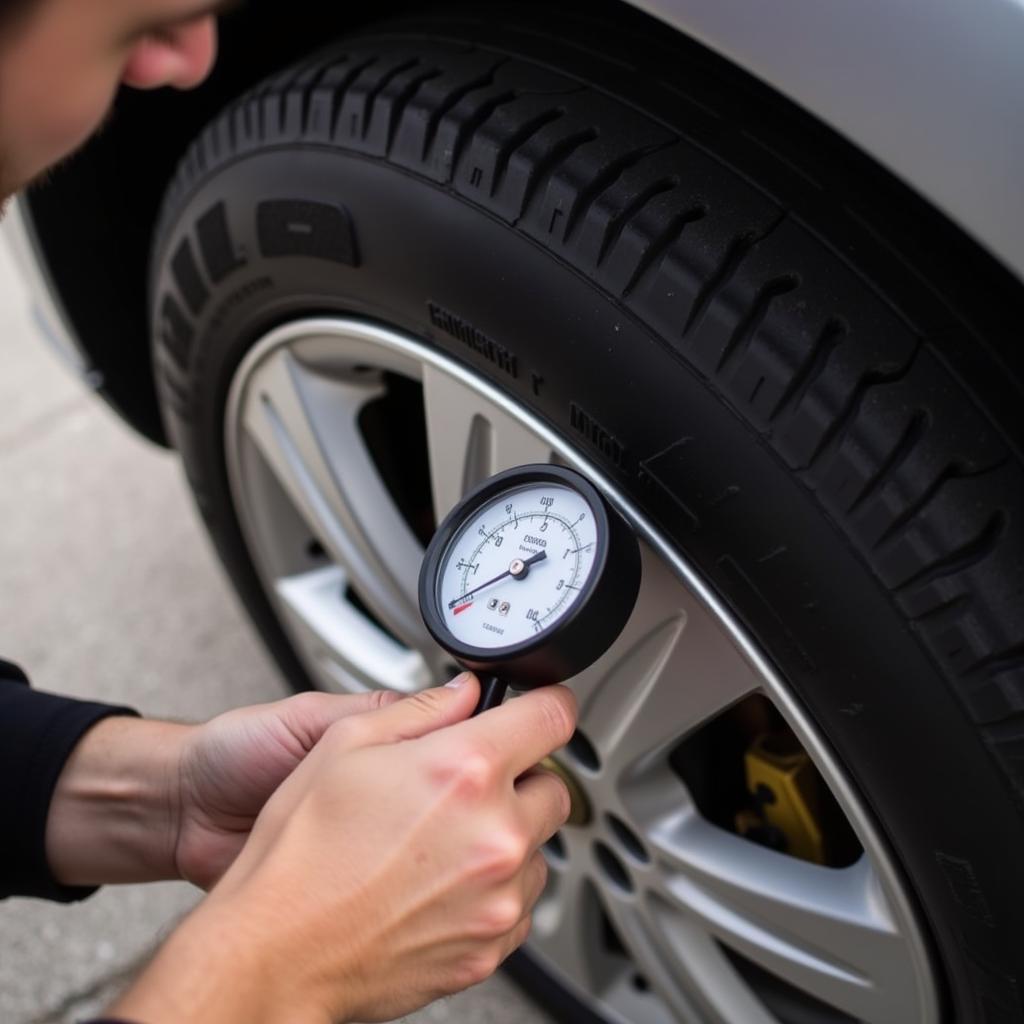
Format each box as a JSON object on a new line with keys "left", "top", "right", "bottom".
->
{"left": 541, "top": 755, "right": 593, "bottom": 827}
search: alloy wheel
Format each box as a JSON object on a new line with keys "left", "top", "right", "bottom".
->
{"left": 224, "top": 317, "right": 940, "bottom": 1024}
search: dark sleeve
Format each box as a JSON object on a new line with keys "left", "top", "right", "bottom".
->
{"left": 0, "top": 659, "right": 139, "bottom": 903}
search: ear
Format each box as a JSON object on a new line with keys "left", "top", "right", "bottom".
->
{"left": 121, "top": 16, "right": 217, "bottom": 91}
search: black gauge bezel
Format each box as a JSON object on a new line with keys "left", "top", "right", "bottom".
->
{"left": 418, "top": 464, "right": 641, "bottom": 689}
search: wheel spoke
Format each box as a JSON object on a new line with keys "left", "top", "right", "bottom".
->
{"left": 644, "top": 903, "right": 781, "bottom": 1024}
{"left": 572, "top": 549, "right": 761, "bottom": 777}
{"left": 594, "top": 884, "right": 724, "bottom": 1023}
{"left": 275, "top": 566, "right": 431, "bottom": 693}
{"left": 651, "top": 817, "right": 921, "bottom": 1023}
{"left": 422, "top": 365, "right": 552, "bottom": 523}
{"left": 241, "top": 349, "right": 433, "bottom": 654}
{"left": 531, "top": 852, "right": 617, "bottom": 995}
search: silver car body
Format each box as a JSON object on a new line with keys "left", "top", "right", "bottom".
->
{"left": 632, "top": 0, "right": 1024, "bottom": 280}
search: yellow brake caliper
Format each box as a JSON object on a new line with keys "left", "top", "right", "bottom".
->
{"left": 734, "top": 734, "right": 827, "bottom": 865}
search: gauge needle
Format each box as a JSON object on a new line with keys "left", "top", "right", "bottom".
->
{"left": 448, "top": 550, "right": 547, "bottom": 609}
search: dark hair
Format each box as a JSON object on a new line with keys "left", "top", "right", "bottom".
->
{"left": 0, "top": 0, "right": 40, "bottom": 34}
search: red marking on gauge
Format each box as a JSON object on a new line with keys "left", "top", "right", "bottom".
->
{"left": 452, "top": 602, "right": 473, "bottom": 616}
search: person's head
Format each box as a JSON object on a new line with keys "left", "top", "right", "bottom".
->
{"left": 0, "top": 0, "right": 226, "bottom": 203}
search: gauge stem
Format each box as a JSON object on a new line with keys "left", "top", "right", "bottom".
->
{"left": 473, "top": 675, "right": 509, "bottom": 716}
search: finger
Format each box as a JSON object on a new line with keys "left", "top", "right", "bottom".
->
{"left": 331, "top": 673, "right": 482, "bottom": 747}
{"left": 515, "top": 767, "right": 572, "bottom": 849}
{"left": 500, "top": 912, "right": 534, "bottom": 965}
{"left": 519, "top": 849, "right": 549, "bottom": 913}
{"left": 276, "top": 689, "right": 404, "bottom": 751}
{"left": 466, "top": 686, "right": 577, "bottom": 780}
{"left": 494, "top": 856, "right": 547, "bottom": 971}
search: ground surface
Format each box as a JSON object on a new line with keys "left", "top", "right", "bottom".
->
{"left": 0, "top": 218, "right": 551, "bottom": 1024}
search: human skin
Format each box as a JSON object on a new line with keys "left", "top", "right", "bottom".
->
{"left": 108, "top": 677, "right": 576, "bottom": 1023}
{"left": 0, "top": 0, "right": 222, "bottom": 201}
{"left": 48, "top": 676, "right": 576, "bottom": 1022}
{"left": 2, "top": 3, "right": 577, "bottom": 1020}
{"left": 46, "top": 687, "right": 405, "bottom": 888}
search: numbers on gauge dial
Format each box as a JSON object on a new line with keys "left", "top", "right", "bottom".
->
{"left": 438, "top": 483, "right": 597, "bottom": 648}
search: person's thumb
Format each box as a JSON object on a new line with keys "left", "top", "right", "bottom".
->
{"left": 350, "top": 672, "right": 481, "bottom": 746}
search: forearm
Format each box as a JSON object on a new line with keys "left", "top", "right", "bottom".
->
{"left": 108, "top": 895, "right": 334, "bottom": 1024}
{"left": 45, "top": 716, "right": 194, "bottom": 886}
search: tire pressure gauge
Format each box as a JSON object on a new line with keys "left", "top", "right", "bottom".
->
{"left": 418, "top": 465, "right": 642, "bottom": 715}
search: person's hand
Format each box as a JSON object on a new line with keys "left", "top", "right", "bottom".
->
{"left": 45, "top": 689, "right": 402, "bottom": 889}
{"left": 109, "top": 675, "right": 577, "bottom": 1024}
{"left": 173, "top": 688, "right": 402, "bottom": 888}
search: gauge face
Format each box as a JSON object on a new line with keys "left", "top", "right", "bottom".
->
{"left": 436, "top": 482, "right": 599, "bottom": 649}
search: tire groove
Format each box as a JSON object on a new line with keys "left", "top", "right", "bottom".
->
{"left": 419, "top": 62, "right": 505, "bottom": 161}
{"left": 805, "top": 356, "right": 917, "bottom": 471}
{"left": 964, "top": 639, "right": 1024, "bottom": 681}
{"left": 360, "top": 58, "right": 419, "bottom": 139}
{"left": 597, "top": 176, "right": 678, "bottom": 266}
{"left": 716, "top": 274, "right": 800, "bottom": 373}
{"left": 895, "top": 509, "right": 1008, "bottom": 593}
{"left": 490, "top": 108, "right": 566, "bottom": 197}
{"left": 449, "top": 91, "right": 520, "bottom": 180}
{"left": 873, "top": 457, "right": 1010, "bottom": 550}
{"left": 269, "top": 60, "right": 321, "bottom": 135}
{"left": 297, "top": 57, "right": 343, "bottom": 135}
{"left": 517, "top": 129, "right": 599, "bottom": 222}
{"left": 385, "top": 67, "right": 444, "bottom": 154}
{"left": 564, "top": 141, "right": 674, "bottom": 241}
{"left": 325, "top": 55, "right": 380, "bottom": 136}
{"left": 767, "top": 315, "right": 846, "bottom": 423}
{"left": 621, "top": 204, "right": 706, "bottom": 298}
{"left": 682, "top": 224, "right": 771, "bottom": 339}
{"left": 910, "top": 593, "right": 970, "bottom": 624}
{"left": 847, "top": 409, "right": 930, "bottom": 514}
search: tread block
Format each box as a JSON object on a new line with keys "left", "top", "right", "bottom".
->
{"left": 828, "top": 351, "right": 1008, "bottom": 548}
{"left": 422, "top": 61, "right": 580, "bottom": 186}
{"left": 384, "top": 48, "right": 504, "bottom": 168}
{"left": 304, "top": 53, "right": 378, "bottom": 141}
{"left": 591, "top": 143, "right": 779, "bottom": 315}
{"left": 229, "top": 97, "right": 264, "bottom": 154}
{"left": 516, "top": 113, "right": 674, "bottom": 247}
{"left": 450, "top": 94, "right": 570, "bottom": 214}
{"left": 196, "top": 201, "right": 245, "bottom": 284}
{"left": 158, "top": 292, "right": 194, "bottom": 369}
{"left": 885, "top": 465, "right": 1020, "bottom": 608}
{"left": 480, "top": 114, "right": 597, "bottom": 222}
{"left": 171, "top": 238, "right": 209, "bottom": 316}
{"left": 358, "top": 61, "right": 445, "bottom": 157}
{"left": 333, "top": 50, "right": 426, "bottom": 152}
{"left": 278, "top": 60, "right": 335, "bottom": 140}
{"left": 708, "top": 222, "right": 921, "bottom": 471}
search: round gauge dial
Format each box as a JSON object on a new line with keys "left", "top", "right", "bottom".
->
{"left": 419, "top": 464, "right": 641, "bottom": 696}
{"left": 437, "top": 482, "right": 597, "bottom": 648}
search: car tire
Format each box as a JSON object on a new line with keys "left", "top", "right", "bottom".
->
{"left": 149, "top": 9, "right": 1024, "bottom": 1023}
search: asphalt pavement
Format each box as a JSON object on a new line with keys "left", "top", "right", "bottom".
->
{"left": 0, "top": 219, "right": 552, "bottom": 1024}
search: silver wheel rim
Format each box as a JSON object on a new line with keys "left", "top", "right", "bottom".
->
{"left": 225, "top": 317, "right": 940, "bottom": 1024}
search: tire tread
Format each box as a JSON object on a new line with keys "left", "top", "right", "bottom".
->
{"left": 152, "top": 31, "right": 1024, "bottom": 814}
